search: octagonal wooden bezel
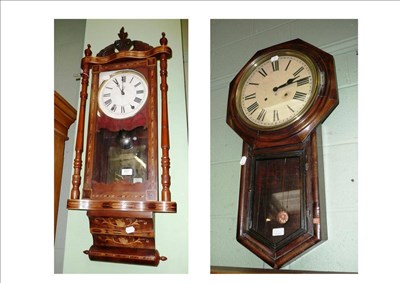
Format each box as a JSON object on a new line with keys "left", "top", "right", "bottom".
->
{"left": 226, "top": 39, "right": 339, "bottom": 148}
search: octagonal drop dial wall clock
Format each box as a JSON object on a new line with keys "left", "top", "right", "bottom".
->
{"left": 226, "top": 38, "right": 339, "bottom": 269}
{"left": 67, "top": 27, "right": 176, "bottom": 266}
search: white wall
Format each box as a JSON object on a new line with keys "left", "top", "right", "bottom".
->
{"left": 210, "top": 19, "right": 358, "bottom": 272}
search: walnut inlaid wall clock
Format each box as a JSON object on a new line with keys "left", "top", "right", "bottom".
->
{"left": 227, "top": 38, "right": 339, "bottom": 269}
{"left": 67, "top": 27, "right": 176, "bottom": 266}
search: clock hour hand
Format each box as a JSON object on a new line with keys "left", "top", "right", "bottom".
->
{"left": 113, "top": 78, "right": 125, "bottom": 95}
{"left": 273, "top": 76, "right": 300, "bottom": 92}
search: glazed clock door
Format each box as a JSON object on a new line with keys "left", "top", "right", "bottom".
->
{"left": 92, "top": 126, "right": 149, "bottom": 186}
{"left": 83, "top": 59, "right": 159, "bottom": 202}
{"left": 237, "top": 129, "right": 326, "bottom": 269}
{"left": 95, "top": 70, "right": 149, "bottom": 188}
{"left": 249, "top": 151, "right": 307, "bottom": 251}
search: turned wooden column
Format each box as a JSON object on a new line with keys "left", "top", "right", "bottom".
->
{"left": 159, "top": 33, "right": 171, "bottom": 202}
{"left": 70, "top": 44, "right": 92, "bottom": 200}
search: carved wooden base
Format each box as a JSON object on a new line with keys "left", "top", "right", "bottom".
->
{"left": 85, "top": 210, "right": 164, "bottom": 266}
{"left": 85, "top": 246, "right": 163, "bottom": 266}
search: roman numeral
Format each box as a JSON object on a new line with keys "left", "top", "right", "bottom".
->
{"left": 113, "top": 78, "right": 120, "bottom": 86}
{"left": 247, "top": 102, "right": 259, "bottom": 114}
{"left": 121, "top": 75, "right": 126, "bottom": 83}
{"left": 249, "top": 82, "right": 259, "bottom": 86}
{"left": 244, "top": 93, "right": 256, "bottom": 100}
{"left": 258, "top": 68, "right": 268, "bottom": 77}
{"left": 293, "top": 67, "right": 304, "bottom": 76}
{"left": 134, "top": 82, "right": 141, "bottom": 87}
{"left": 106, "top": 86, "right": 113, "bottom": 90}
{"left": 104, "top": 99, "right": 112, "bottom": 107}
{"left": 136, "top": 90, "right": 144, "bottom": 94}
{"left": 293, "top": 91, "right": 307, "bottom": 101}
{"left": 129, "top": 77, "right": 134, "bottom": 83}
{"left": 273, "top": 110, "right": 279, "bottom": 122}
{"left": 103, "top": 93, "right": 111, "bottom": 97}
{"left": 271, "top": 60, "right": 279, "bottom": 72}
{"left": 134, "top": 97, "right": 142, "bottom": 104}
{"left": 111, "top": 104, "right": 117, "bottom": 112}
{"left": 296, "top": 76, "right": 310, "bottom": 86}
{"left": 121, "top": 106, "right": 125, "bottom": 113}
{"left": 257, "top": 109, "right": 266, "bottom": 121}
{"left": 285, "top": 60, "right": 292, "bottom": 71}
{"left": 287, "top": 105, "right": 295, "bottom": 112}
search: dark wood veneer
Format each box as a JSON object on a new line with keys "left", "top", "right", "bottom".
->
{"left": 67, "top": 28, "right": 176, "bottom": 266}
{"left": 227, "top": 39, "right": 338, "bottom": 269}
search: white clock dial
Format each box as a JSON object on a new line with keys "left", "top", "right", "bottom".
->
{"left": 238, "top": 52, "right": 319, "bottom": 130}
{"left": 98, "top": 70, "right": 148, "bottom": 119}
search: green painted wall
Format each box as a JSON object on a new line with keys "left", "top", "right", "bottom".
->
{"left": 210, "top": 19, "right": 358, "bottom": 272}
{"left": 54, "top": 19, "right": 86, "bottom": 273}
{"left": 62, "top": 19, "right": 188, "bottom": 274}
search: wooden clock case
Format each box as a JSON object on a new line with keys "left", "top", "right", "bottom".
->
{"left": 67, "top": 28, "right": 176, "bottom": 266}
{"left": 226, "top": 39, "right": 339, "bottom": 269}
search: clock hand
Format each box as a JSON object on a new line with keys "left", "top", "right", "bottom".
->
{"left": 273, "top": 76, "right": 300, "bottom": 92}
{"left": 121, "top": 79, "right": 125, "bottom": 96}
{"left": 113, "top": 78, "right": 125, "bottom": 95}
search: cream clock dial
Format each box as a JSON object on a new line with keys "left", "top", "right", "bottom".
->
{"left": 238, "top": 51, "right": 319, "bottom": 130}
{"left": 98, "top": 70, "right": 148, "bottom": 119}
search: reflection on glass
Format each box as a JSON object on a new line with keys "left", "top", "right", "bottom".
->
{"left": 92, "top": 127, "right": 148, "bottom": 184}
{"left": 251, "top": 156, "right": 302, "bottom": 243}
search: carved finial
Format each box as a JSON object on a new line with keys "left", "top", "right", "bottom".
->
{"left": 160, "top": 32, "right": 168, "bottom": 45}
{"left": 96, "top": 27, "right": 153, "bottom": 56}
{"left": 84, "top": 44, "right": 92, "bottom": 56}
{"left": 118, "top": 27, "right": 128, "bottom": 40}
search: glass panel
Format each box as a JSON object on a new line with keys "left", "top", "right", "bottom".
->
{"left": 251, "top": 156, "right": 302, "bottom": 244}
{"left": 92, "top": 127, "right": 148, "bottom": 184}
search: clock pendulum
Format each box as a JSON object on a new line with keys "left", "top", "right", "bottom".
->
{"left": 276, "top": 158, "right": 289, "bottom": 225}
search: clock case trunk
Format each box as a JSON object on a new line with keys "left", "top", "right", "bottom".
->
{"left": 84, "top": 60, "right": 160, "bottom": 265}
{"left": 238, "top": 127, "right": 327, "bottom": 269}
{"left": 226, "top": 39, "right": 339, "bottom": 269}
{"left": 67, "top": 29, "right": 176, "bottom": 266}
{"left": 83, "top": 59, "right": 158, "bottom": 202}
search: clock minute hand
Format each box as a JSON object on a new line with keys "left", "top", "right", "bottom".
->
{"left": 273, "top": 76, "right": 300, "bottom": 92}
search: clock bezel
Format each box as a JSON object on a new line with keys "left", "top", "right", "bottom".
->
{"left": 97, "top": 69, "right": 149, "bottom": 120}
{"left": 235, "top": 49, "right": 321, "bottom": 131}
{"left": 227, "top": 38, "right": 339, "bottom": 148}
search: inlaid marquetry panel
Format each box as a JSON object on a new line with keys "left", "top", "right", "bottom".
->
{"left": 93, "top": 235, "right": 155, "bottom": 249}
